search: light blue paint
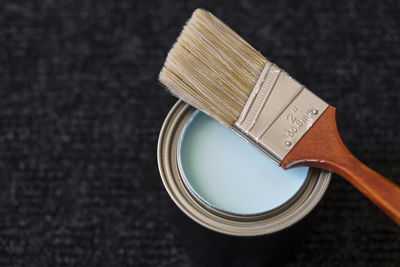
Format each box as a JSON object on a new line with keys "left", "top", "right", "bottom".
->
{"left": 178, "top": 111, "right": 309, "bottom": 215}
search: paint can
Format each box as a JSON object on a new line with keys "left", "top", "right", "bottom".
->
{"left": 158, "top": 101, "right": 331, "bottom": 236}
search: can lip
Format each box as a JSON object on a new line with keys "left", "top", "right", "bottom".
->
{"left": 158, "top": 100, "right": 332, "bottom": 236}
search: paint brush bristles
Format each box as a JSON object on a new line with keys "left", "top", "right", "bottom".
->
{"left": 159, "top": 9, "right": 267, "bottom": 127}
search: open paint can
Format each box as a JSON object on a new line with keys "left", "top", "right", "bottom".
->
{"left": 158, "top": 101, "right": 332, "bottom": 236}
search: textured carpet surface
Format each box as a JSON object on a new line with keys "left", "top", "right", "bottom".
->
{"left": 0, "top": 0, "right": 399, "bottom": 266}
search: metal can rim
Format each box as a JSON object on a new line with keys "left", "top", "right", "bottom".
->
{"left": 158, "top": 100, "right": 332, "bottom": 236}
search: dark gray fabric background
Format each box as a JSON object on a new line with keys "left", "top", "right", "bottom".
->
{"left": 1, "top": 0, "right": 399, "bottom": 266}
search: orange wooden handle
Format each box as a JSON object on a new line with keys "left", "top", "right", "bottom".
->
{"left": 282, "top": 106, "right": 400, "bottom": 225}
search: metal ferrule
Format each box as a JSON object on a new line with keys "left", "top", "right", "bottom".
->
{"left": 233, "top": 62, "right": 329, "bottom": 165}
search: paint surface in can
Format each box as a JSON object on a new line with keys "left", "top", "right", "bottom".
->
{"left": 178, "top": 111, "right": 309, "bottom": 215}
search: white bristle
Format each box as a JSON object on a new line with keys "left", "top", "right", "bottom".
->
{"left": 159, "top": 9, "right": 267, "bottom": 127}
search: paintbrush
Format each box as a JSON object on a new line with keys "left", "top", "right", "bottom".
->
{"left": 159, "top": 9, "right": 400, "bottom": 225}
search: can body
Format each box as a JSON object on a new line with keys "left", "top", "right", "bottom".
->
{"left": 158, "top": 101, "right": 331, "bottom": 236}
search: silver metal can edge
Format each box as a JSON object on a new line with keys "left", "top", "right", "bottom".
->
{"left": 158, "top": 100, "right": 332, "bottom": 236}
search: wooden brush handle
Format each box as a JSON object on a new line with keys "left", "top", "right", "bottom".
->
{"left": 282, "top": 106, "right": 400, "bottom": 225}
